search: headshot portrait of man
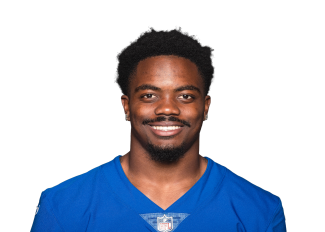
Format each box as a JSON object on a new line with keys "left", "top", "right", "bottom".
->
{"left": 30, "top": 29, "right": 286, "bottom": 232}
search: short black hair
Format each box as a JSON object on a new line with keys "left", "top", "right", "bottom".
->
{"left": 116, "top": 28, "right": 214, "bottom": 96}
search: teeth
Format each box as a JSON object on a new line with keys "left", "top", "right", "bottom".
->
{"left": 152, "top": 126, "right": 181, "bottom": 131}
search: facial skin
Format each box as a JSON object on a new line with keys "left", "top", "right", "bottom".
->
{"left": 122, "top": 55, "right": 211, "bottom": 164}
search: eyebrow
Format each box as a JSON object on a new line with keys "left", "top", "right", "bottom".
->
{"left": 134, "top": 84, "right": 201, "bottom": 93}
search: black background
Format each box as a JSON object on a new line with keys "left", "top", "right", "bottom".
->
{"left": 21, "top": 12, "right": 292, "bottom": 225}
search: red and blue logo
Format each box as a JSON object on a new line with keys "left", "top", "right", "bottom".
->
{"left": 157, "top": 214, "right": 173, "bottom": 232}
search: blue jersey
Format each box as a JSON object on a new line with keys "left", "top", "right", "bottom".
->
{"left": 31, "top": 156, "right": 286, "bottom": 231}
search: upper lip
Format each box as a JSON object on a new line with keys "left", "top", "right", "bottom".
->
{"left": 148, "top": 122, "right": 184, "bottom": 127}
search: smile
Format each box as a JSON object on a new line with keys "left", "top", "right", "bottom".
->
{"left": 151, "top": 126, "right": 182, "bottom": 131}
{"left": 149, "top": 125, "right": 184, "bottom": 137}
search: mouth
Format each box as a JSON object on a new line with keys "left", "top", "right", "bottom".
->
{"left": 148, "top": 125, "right": 184, "bottom": 137}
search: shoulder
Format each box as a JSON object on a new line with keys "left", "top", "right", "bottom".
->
{"left": 42, "top": 162, "right": 105, "bottom": 203}
{"left": 224, "top": 167, "right": 280, "bottom": 207}
{"left": 210, "top": 160, "right": 284, "bottom": 230}
{"left": 37, "top": 159, "right": 116, "bottom": 230}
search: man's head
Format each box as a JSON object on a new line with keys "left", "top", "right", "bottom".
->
{"left": 117, "top": 29, "right": 214, "bottom": 164}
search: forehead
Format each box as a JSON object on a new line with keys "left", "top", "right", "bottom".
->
{"left": 131, "top": 55, "right": 203, "bottom": 91}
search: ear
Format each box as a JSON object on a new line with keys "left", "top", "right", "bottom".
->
{"left": 121, "top": 95, "right": 130, "bottom": 117}
{"left": 204, "top": 95, "right": 211, "bottom": 117}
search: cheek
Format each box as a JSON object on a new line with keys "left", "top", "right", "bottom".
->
{"left": 182, "top": 104, "right": 203, "bottom": 119}
{"left": 181, "top": 106, "right": 204, "bottom": 129}
{"left": 130, "top": 104, "right": 152, "bottom": 125}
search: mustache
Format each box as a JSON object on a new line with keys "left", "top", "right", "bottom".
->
{"left": 142, "top": 116, "right": 191, "bottom": 127}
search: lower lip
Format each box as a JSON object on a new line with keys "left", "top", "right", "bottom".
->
{"left": 149, "top": 126, "right": 184, "bottom": 137}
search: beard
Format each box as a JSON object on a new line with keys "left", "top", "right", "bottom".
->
{"left": 146, "top": 141, "right": 187, "bottom": 164}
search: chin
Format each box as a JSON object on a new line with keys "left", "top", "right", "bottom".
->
{"left": 146, "top": 141, "right": 187, "bottom": 164}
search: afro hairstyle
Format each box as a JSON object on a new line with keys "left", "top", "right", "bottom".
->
{"left": 116, "top": 28, "right": 214, "bottom": 96}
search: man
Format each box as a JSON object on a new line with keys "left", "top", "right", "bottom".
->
{"left": 31, "top": 29, "right": 286, "bottom": 231}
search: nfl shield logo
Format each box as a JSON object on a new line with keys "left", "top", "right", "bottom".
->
{"left": 157, "top": 214, "right": 173, "bottom": 232}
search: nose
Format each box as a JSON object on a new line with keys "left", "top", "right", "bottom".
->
{"left": 154, "top": 96, "right": 180, "bottom": 116}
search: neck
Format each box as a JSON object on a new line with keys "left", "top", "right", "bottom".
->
{"left": 120, "top": 136, "right": 207, "bottom": 186}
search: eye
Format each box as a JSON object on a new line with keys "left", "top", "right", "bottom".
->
{"left": 179, "top": 94, "right": 193, "bottom": 100}
{"left": 141, "top": 94, "right": 155, "bottom": 99}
